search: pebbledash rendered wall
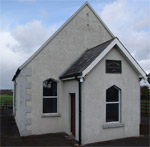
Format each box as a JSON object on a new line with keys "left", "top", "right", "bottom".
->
{"left": 14, "top": 68, "right": 32, "bottom": 136}
{"left": 15, "top": 4, "right": 113, "bottom": 136}
{"left": 81, "top": 47, "right": 140, "bottom": 145}
{"left": 63, "top": 80, "right": 79, "bottom": 141}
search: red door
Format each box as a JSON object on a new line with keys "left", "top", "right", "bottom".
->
{"left": 70, "top": 93, "right": 75, "bottom": 137}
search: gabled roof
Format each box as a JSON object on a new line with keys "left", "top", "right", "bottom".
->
{"left": 60, "top": 38, "right": 147, "bottom": 80}
{"left": 12, "top": 1, "right": 114, "bottom": 81}
{"left": 60, "top": 38, "right": 115, "bottom": 79}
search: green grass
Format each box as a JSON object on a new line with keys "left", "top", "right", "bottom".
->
{"left": 0, "top": 94, "right": 13, "bottom": 103}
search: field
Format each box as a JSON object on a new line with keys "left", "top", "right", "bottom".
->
{"left": 0, "top": 93, "right": 149, "bottom": 113}
{"left": 0, "top": 94, "right": 13, "bottom": 109}
{"left": 0, "top": 95, "right": 13, "bottom": 103}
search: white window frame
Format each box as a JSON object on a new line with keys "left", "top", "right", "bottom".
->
{"left": 106, "top": 86, "right": 121, "bottom": 123}
{"left": 43, "top": 79, "right": 58, "bottom": 115}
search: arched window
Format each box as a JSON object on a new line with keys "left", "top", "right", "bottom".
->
{"left": 43, "top": 78, "right": 58, "bottom": 113}
{"left": 106, "top": 85, "right": 121, "bottom": 122}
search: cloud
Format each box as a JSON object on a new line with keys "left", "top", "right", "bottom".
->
{"left": 0, "top": 20, "right": 58, "bottom": 89}
{"left": 139, "top": 59, "right": 150, "bottom": 75}
{"left": 0, "top": 32, "right": 23, "bottom": 89}
{"left": 134, "top": 17, "right": 150, "bottom": 31}
{"left": 0, "top": 0, "right": 149, "bottom": 89}
{"left": 99, "top": 0, "right": 150, "bottom": 74}
{"left": 11, "top": 20, "right": 57, "bottom": 53}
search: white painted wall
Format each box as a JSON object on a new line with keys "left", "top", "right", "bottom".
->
{"left": 63, "top": 80, "right": 79, "bottom": 140}
{"left": 21, "top": 5, "right": 113, "bottom": 136}
{"left": 14, "top": 4, "right": 141, "bottom": 144}
{"left": 82, "top": 47, "right": 140, "bottom": 144}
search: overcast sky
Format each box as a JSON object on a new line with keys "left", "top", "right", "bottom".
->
{"left": 0, "top": 0, "right": 150, "bottom": 89}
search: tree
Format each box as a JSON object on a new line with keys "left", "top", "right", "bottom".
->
{"left": 141, "top": 85, "right": 150, "bottom": 95}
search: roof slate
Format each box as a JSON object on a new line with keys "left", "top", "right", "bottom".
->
{"left": 60, "top": 38, "right": 115, "bottom": 79}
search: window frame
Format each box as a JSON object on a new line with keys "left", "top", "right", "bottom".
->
{"left": 42, "top": 78, "right": 58, "bottom": 115}
{"left": 106, "top": 60, "right": 122, "bottom": 74}
{"left": 106, "top": 86, "right": 121, "bottom": 123}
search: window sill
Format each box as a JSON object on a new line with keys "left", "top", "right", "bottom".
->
{"left": 102, "top": 123, "right": 124, "bottom": 129}
{"left": 41, "top": 113, "right": 61, "bottom": 118}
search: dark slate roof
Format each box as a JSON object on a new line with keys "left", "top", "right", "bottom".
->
{"left": 60, "top": 38, "right": 115, "bottom": 79}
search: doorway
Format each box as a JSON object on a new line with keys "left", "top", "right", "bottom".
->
{"left": 70, "top": 93, "right": 76, "bottom": 137}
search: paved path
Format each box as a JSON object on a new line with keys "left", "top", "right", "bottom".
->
{"left": 0, "top": 110, "right": 149, "bottom": 146}
{"left": 1, "top": 110, "right": 75, "bottom": 146}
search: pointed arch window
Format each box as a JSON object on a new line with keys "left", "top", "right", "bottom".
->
{"left": 106, "top": 86, "right": 121, "bottom": 122}
{"left": 43, "top": 79, "right": 58, "bottom": 113}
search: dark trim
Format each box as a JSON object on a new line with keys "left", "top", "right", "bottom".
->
{"left": 12, "top": 69, "right": 21, "bottom": 81}
{"left": 139, "top": 77, "right": 143, "bottom": 81}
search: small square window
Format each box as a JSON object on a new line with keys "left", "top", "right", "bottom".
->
{"left": 106, "top": 60, "right": 121, "bottom": 73}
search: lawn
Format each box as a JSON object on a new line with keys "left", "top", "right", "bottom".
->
{"left": 0, "top": 94, "right": 13, "bottom": 109}
{"left": 0, "top": 94, "right": 13, "bottom": 103}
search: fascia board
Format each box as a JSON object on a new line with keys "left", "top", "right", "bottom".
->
{"left": 116, "top": 39, "right": 147, "bottom": 79}
{"left": 82, "top": 38, "right": 147, "bottom": 79}
{"left": 61, "top": 77, "right": 75, "bottom": 81}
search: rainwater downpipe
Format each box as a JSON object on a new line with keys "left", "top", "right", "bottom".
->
{"left": 78, "top": 77, "right": 84, "bottom": 145}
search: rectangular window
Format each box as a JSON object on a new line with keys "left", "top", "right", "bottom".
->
{"left": 43, "top": 79, "right": 58, "bottom": 114}
{"left": 106, "top": 60, "right": 121, "bottom": 73}
{"left": 106, "top": 86, "right": 121, "bottom": 122}
{"left": 106, "top": 103, "right": 119, "bottom": 122}
{"left": 43, "top": 98, "right": 57, "bottom": 113}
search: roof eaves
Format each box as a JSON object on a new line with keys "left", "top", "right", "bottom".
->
{"left": 60, "top": 38, "right": 116, "bottom": 80}
{"left": 59, "top": 72, "right": 82, "bottom": 80}
{"left": 115, "top": 39, "right": 147, "bottom": 79}
{"left": 12, "top": 68, "right": 21, "bottom": 81}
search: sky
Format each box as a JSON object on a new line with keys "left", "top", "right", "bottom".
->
{"left": 0, "top": 0, "right": 150, "bottom": 89}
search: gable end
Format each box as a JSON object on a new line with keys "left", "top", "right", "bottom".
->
{"left": 60, "top": 38, "right": 146, "bottom": 80}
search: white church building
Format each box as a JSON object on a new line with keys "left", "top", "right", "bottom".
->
{"left": 12, "top": 2, "right": 146, "bottom": 145}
